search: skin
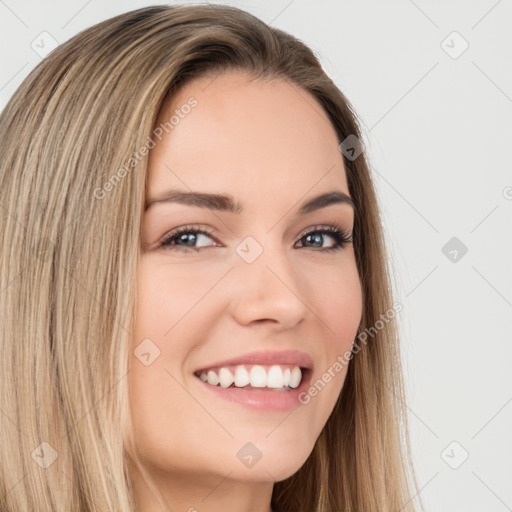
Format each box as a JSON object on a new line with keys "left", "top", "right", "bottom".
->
{"left": 127, "top": 69, "right": 363, "bottom": 512}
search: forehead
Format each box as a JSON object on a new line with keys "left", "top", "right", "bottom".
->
{"left": 147, "top": 70, "right": 349, "bottom": 204}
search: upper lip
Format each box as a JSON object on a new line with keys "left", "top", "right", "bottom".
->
{"left": 194, "top": 349, "right": 314, "bottom": 373}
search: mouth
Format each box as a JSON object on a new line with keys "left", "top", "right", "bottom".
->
{"left": 193, "top": 363, "right": 309, "bottom": 392}
{"left": 192, "top": 349, "right": 314, "bottom": 411}
{"left": 192, "top": 363, "right": 313, "bottom": 411}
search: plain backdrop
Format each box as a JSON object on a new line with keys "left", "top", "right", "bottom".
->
{"left": 1, "top": 1, "right": 511, "bottom": 511}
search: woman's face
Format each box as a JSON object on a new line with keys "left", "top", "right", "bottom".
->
{"left": 128, "top": 70, "right": 362, "bottom": 489}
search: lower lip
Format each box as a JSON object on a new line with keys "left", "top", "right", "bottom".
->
{"left": 193, "top": 369, "right": 312, "bottom": 411}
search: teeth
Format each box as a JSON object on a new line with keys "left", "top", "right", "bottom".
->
{"left": 267, "top": 365, "right": 284, "bottom": 388}
{"left": 206, "top": 370, "right": 219, "bottom": 386}
{"left": 219, "top": 367, "right": 234, "bottom": 388}
{"left": 198, "top": 364, "right": 303, "bottom": 390}
{"left": 289, "top": 366, "right": 302, "bottom": 389}
{"left": 282, "top": 368, "right": 291, "bottom": 387}
{"left": 234, "top": 365, "right": 250, "bottom": 387}
{"left": 249, "top": 365, "right": 267, "bottom": 387}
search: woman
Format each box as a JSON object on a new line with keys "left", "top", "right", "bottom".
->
{"left": 0, "top": 4, "right": 421, "bottom": 511}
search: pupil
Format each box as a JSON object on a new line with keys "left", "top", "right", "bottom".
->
{"left": 180, "top": 233, "right": 196, "bottom": 246}
{"left": 307, "top": 234, "right": 322, "bottom": 247}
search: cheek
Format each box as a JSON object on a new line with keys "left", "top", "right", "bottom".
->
{"left": 133, "top": 257, "right": 222, "bottom": 339}
{"left": 304, "top": 257, "right": 363, "bottom": 344}
{"left": 328, "top": 278, "right": 362, "bottom": 345}
{"left": 293, "top": 258, "right": 362, "bottom": 427}
{"left": 128, "top": 259, "right": 205, "bottom": 467}
{"left": 129, "top": 256, "right": 227, "bottom": 395}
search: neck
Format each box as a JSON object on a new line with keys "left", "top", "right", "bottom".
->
{"left": 129, "top": 463, "right": 275, "bottom": 512}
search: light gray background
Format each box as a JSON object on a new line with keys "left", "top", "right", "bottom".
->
{"left": 1, "top": 1, "right": 511, "bottom": 511}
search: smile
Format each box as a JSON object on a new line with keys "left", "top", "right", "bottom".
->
{"left": 195, "top": 364, "right": 303, "bottom": 391}
{"left": 193, "top": 364, "right": 313, "bottom": 411}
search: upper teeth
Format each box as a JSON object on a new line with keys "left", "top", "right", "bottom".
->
{"left": 198, "top": 364, "right": 303, "bottom": 390}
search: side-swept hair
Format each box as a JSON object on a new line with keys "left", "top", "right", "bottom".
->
{"left": 0, "top": 4, "right": 421, "bottom": 511}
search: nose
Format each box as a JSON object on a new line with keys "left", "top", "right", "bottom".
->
{"left": 229, "top": 240, "right": 309, "bottom": 330}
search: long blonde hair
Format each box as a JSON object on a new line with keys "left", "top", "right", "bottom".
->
{"left": 0, "top": 4, "right": 422, "bottom": 511}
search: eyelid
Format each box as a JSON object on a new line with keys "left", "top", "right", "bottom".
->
{"left": 157, "top": 223, "right": 221, "bottom": 247}
{"left": 158, "top": 220, "right": 353, "bottom": 252}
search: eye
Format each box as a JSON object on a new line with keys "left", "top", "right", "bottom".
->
{"left": 295, "top": 225, "right": 353, "bottom": 252}
{"left": 160, "top": 224, "right": 219, "bottom": 253}
{"left": 159, "top": 223, "right": 353, "bottom": 253}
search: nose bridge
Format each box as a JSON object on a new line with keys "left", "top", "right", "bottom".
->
{"left": 230, "top": 233, "right": 308, "bottom": 326}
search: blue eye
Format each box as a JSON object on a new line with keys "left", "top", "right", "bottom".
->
{"left": 159, "top": 224, "right": 353, "bottom": 253}
{"left": 161, "top": 227, "right": 217, "bottom": 252}
{"left": 295, "top": 225, "right": 353, "bottom": 252}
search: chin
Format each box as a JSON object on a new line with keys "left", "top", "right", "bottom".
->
{"left": 227, "top": 444, "right": 314, "bottom": 483}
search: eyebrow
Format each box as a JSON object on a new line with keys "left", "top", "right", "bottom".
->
{"left": 144, "top": 189, "right": 354, "bottom": 215}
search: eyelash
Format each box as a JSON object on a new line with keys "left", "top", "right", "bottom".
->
{"left": 159, "top": 223, "right": 353, "bottom": 253}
